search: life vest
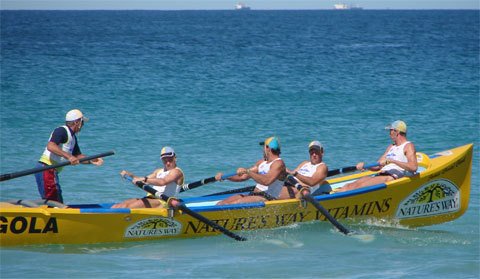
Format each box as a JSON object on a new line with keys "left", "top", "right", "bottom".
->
{"left": 39, "top": 126, "right": 76, "bottom": 172}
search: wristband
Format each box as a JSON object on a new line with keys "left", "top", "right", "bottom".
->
{"left": 293, "top": 171, "right": 298, "bottom": 177}
{"left": 144, "top": 176, "right": 148, "bottom": 183}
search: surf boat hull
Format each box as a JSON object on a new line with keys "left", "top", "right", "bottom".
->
{"left": 0, "top": 144, "right": 473, "bottom": 246}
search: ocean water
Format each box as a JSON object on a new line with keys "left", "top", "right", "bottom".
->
{"left": 0, "top": 10, "right": 479, "bottom": 278}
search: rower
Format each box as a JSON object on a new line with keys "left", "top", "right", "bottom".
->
{"left": 335, "top": 120, "right": 418, "bottom": 192}
{"left": 215, "top": 136, "right": 287, "bottom": 205}
{"left": 111, "top": 146, "right": 184, "bottom": 208}
{"left": 280, "top": 140, "right": 330, "bottom": 199}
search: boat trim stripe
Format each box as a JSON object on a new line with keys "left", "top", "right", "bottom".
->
{"left": 318, "top": 183, "right": 387, "bottom": 201}
{"left": 79, "top": 208, "right": 131, "bottom": 213}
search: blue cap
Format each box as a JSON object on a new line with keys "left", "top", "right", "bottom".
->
{"left": 262, "top": 136, "right": 280, "bottom": 151}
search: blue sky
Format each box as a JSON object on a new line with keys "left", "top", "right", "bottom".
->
{"left": 1, "top": 0, "right": 478, "bottom": 10}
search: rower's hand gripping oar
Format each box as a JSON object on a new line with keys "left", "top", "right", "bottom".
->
{"left": 123, "top": 175, "right": 246, "bottom": 241}
{"left": 180, "top": 172, "right": 236, "bottom": 192}
{"left": 0, "top": 151, "right": 115, "bottom": 182}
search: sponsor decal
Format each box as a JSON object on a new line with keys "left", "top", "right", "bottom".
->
{"left": 125, "top": 217, "right": 182, "bottom": 238}
{"left": 396, "top": 179, "right": 460, "bottom": 219}
{"left": 184, "top": 199, "right": 393, "bottom": 235}
{"left": 0, "top": 216, "right": 58, "bottom": 234}
{"left": 328, "top": 198, "right": 392, "bottom": 219}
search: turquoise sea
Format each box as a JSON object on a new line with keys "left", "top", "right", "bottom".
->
{"left": 1, "top": 10, "right": 479, "bottom": 278}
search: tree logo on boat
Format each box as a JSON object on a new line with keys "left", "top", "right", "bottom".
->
{"left": 396, "top": 179, "right": 460, "bottom": 219}
{"left": 124, "top": 217, "right": 181, "bottom": 238}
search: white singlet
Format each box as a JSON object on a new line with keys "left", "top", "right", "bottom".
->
{"left": 151, "top": 167, "right": 184, "bottom": 197}
{"left": 297, "top": 161, "right": 331, "bottom": 194}
{"left": 255, "top": 158, "right": 284, "bottom": 199}
{"left": 381, "top": 141, "right": 413, "bottom": 179}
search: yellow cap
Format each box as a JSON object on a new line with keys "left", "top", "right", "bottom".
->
{"left": 385, "top": 120, "right": 407, "bottom": 133}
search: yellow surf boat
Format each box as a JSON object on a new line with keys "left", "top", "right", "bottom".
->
{"left": 0, "top": 144, "right": 473, "bottom": 246}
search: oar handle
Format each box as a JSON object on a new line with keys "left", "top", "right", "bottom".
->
{"left": 221, "top": 172, "right": 237, "bottom": 180}
{"left": 0, "top": 150, "right": 115, "bottom": 182}
{"left": 326, "top": 162, "right": 379, "bottom": 177}
{"left": 180, "top": 172, "right": 236, "bottom": 192}
{"left": 363, "top": 162, "right": 380, "bottom": 169}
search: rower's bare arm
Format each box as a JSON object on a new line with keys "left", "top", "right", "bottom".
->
{"left": 297, "top": 164, "right": 327, "bottom": 187}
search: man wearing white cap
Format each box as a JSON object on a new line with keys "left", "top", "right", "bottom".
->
{"left": 336, "top": 120, "right": 418, "bottom": 192}
{"left": 35, "top": 109, "right": 104, "bottom": 203}
{"left": 280, "top": 140, "right": 330, "bottom": 199}
{"left": 112, "top": 146, "right": 184, "bottom": 208}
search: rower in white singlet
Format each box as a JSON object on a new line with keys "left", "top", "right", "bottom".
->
{"left": 216, "top": 136, "right": 287, "bottom": 205}
{"left": 112, "top": 146, "right": 184, "bottom": 208}
{"left": 336, "top": 120, "right": 418, "bottom": 193}
{"left": 280, "top": 140, "right": 329, "bottom": 199}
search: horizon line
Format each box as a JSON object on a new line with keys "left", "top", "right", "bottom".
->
{"left": 1, "top": 8, "right": 479, "bottom": 11}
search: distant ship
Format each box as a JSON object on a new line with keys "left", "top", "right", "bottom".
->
{"left": 334, "top": 3, "right": 363, "bottom": 10}
{"left": 235, "top": 2, "right": 251, "bottom": 10}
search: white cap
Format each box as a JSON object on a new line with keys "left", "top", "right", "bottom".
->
{"left": 308, "top": 140, "right": 323, "bottom": 151}
{"left": 160, "top": 146, "right": 175, "bottom": 158}
{"left": 66, "top": 109, "right": 89, "bottom": 122}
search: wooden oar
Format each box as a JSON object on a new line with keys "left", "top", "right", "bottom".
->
{"left": 205, "top": 185, "right": 256, "bottom": 197}
{"left": 327, "top": 162, "right": 379, "bottom": 177}
{"left": 285, "top": 174, "right": 352, "bottom": 235}
{"left": 180, "top": 172, "right": 236, "bottom": 192}
{"left": 124, "top": 175, "right": 247, "bottom": 242}
{"left": 287, "top": 176, "right": 374, "bottom": 241}
{"left": 0, "top": 151, "right": 115, "bottom": 182}
{"left": 205, "top": 163, "right": 379, "bottom": 197}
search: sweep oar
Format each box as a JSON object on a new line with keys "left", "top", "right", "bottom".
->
{"left": 205, "top": 185, "right": 256, "bottom": 197}
{"left": 180, "top": 172, "right": 236, "bottom": 192}
{"left": 327, "top": 162, "right": 380, "bottom": 177}
{"left": 205, "top": 163, "right": 379, "bottom": 197}
{"left": 283, "top": 174, "right": 352, "bottom": 234}
{"left": 0, "top": 151, "right": 115, "bottom": 182}
{"left": 286, "top": 176, "right": 374, "bottom": 242}
{"left": 123, "top": 175, "right": 247, "bottom": 241}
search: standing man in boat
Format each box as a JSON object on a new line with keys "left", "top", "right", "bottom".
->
{"left": 112, "top": 146, "right": 184, "bottom": 208}
{"left": 336, "top": 120, "right": 418, "bottom": 192}
{"left": 35, "top": 109, "right": 104, "bottom": 203}
{"left": 280, "top": 140, "right": 330, "bottom": 199}
{"left": 215, "top": 136, "right": 287, "bottom": 205}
